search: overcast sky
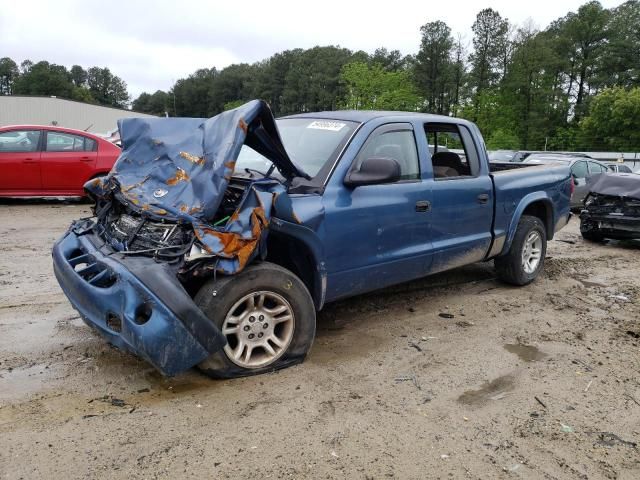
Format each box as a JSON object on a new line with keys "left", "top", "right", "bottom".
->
{"left": 0, "top": 0, "right": 625, "bottom": 99}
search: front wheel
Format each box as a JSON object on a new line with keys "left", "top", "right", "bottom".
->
{"left": 194, "top": 262, "right": 316, "bottom": 378}
{"left": 495, "top": 215, "right": 547, "bottom": 286}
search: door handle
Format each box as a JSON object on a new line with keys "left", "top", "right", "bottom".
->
{"left": 477, "top": 194, "right": 489, "bottom": 204}
{"left": 80, "top": 156, "right": 93, "bottom": 162}
{"left": 415, "top": 200, "right": 431, "bottom": 212}
{"left": 23, "top": 158, "right": 37, "bottom": 163}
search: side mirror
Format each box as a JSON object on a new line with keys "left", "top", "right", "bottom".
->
{"left": 344, "top": 157, "right": 401, "bottom": 187}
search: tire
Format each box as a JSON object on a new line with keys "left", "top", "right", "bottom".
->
{"left": 495, "top": 215, "right": 547, "bottom": 286}
{"left": 194, "top": 262, "right": 316, "bottom": 378}
{"left": 580, "top": 219, "right": 605, "bottom": 242}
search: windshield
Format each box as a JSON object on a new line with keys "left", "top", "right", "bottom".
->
{"left": 236, "top": 118, "right": 358, "bottom": 178}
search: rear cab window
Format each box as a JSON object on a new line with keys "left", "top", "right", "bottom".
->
{"left": 424, "top": 123, "right": 480, "bottom": 179}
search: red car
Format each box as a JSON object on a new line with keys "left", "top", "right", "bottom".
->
{"left": 0, "top": 125, "right": 120, "bottom": 197}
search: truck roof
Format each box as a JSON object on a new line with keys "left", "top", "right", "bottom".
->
{"left": 282, "top": 110, "right": 466, "bottom": 125}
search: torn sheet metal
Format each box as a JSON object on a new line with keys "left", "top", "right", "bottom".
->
{"left": 85, "top": 100, "right": 307, "bottom": 274}
{"left": 587, "top": 173, "right": 640, "bottom": 200}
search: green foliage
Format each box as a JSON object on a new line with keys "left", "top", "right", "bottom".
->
{"left": 414, "top": 21, "right": 455, "bottom": 114}
{"left": 486, "top": 128, "right": 520, "bottom": 149}
{"left": 0, "top": 57, "right": 19, "bottom": 94}
{"left": 3, "top": 59, "right": 129, "bottom": 108}
{"left": 223, "top": 99, "right": 245, "bottom": 111}
{"left": 87, "top": 67, "right": 130, "bottom": 108}
{"left": 70, "top": 65, "right": 87, "bottom": 87}
{"left": 469, "top": 8, "right": 510, "bottom": 113}
{"left": 13, "top": 61, "right": 74, "bottom": 98}
{"left": 339, "top": 62, "right": 422, "bottom": 111}
{"left": 580, "top": 87, "right": 640, "bottom": 150}
{"left": 132, "top": 90, "right": 170, "bottom": 115}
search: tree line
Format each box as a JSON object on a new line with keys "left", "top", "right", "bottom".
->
{"left": 1, "top": 1, "right": 639, "bottom": 150}
{"left": 0, "top": 59, "right": 130, "bottom": 108}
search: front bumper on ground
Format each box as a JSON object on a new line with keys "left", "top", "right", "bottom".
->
{"left": 52, "top": 224, "right": 226, "bottom": 376}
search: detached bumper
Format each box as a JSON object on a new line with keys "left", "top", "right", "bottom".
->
{"left": 52, "top": 226, "right": 226, "bottom": 376}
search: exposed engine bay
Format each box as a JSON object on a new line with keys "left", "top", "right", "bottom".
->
{"left": 94, "top": 179, "right": 250, "bottom": 264}
{"left": 580, "top": 173, "right": 640, "bottom": 241}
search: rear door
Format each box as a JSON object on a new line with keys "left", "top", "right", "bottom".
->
{"left": 41, "top": 131, "right": 98, "bottom": 193}
{"left": 0, "top": 129, "right": 43, "bottom": 193}
{"left": 423, "top": 122, "right": 494, "bottom": 273}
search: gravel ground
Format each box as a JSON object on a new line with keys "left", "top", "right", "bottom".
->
{"left": 0, "top": 201, "right": 639, "bottom": 479}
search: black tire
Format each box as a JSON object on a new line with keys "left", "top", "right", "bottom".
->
{"left": 580, "top": 219, "right": 605, "bottom": 242}
{"left": 194, "top": 262, "right": 316, "bottom": 378}
{"left": 495, "top": 215, "right": 547, "bottom": 286}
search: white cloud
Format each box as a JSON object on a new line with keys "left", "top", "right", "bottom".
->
{"left": 0, "top": 0, "right": 625, "bottom": 98}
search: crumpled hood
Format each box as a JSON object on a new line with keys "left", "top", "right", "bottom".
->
{"left": 85, "top": 100, "right": 306, "bottom": 274}
{"left": 86, "top": 99, "right": 306, "bottom": 222}
{"left": 588, "top": 172, "right": 640, "bottom": 200}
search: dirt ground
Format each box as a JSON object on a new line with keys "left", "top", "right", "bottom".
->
{"left": 0, "top": 201, "right": 639, "bottom": 480}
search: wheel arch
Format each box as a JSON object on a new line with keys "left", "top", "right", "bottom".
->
{"left": 266, "top": 219, "right": 326, "bottom": 310}
{"left": 501, "top": 194, "right": 554, "bottom": 256}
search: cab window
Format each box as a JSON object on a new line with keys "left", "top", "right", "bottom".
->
{"left": 353, "top": 125, "right": 420, "bottom": 181}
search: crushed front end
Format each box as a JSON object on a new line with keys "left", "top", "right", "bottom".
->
{"left": 580, "top": 173, "right": 640, "bottom": 241}
{"left": 580, "top": 193, "right": 640, "bottom": 240}
{"left": 52, "top": 220, "right": 227, "bottom": 375}
{"left": 52, "top": 100, "right": 306, "bottom": 375}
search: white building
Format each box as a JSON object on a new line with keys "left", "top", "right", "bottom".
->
{"left": 0, "top": 95, "right": 156, "bottom": 135}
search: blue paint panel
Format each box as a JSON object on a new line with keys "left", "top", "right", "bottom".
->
{"left": 52, "top": 229, "right": 226, "bottom": 376}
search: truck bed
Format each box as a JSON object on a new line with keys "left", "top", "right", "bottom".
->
{"left": 489, "top": 162, "right": 572, "bottom": 256}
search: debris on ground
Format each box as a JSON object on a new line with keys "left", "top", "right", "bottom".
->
{"left": 592, "top": 432, "right": 637, "bottom": 448}
{"left": 455, "top": 320, "right": 475, "bottom": 328}
{"left": 560, "top": 423, "right": 574, "bottom": 433}
{"left": 609, "top": 294, "right": 630, "bottom": 302}
{"left": 534, "top": 396, "right": 547, "bottom": 409}
{"left": 395, "top": 374, "right": 421, "bottom": 390}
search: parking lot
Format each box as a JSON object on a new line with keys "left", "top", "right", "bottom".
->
{"left": 0, "top": 201, "right": 639, "bottom": 479}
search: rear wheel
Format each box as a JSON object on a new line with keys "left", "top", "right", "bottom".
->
{"left": 495, "top": 215, "right": 547, "bottom": 286}
{"left": 194, "top": 262, "right": 316, "bottom": 378}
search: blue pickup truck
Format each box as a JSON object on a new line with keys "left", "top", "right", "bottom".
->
{"left": 52, "top": 100, "right": 572, "bottom": 378}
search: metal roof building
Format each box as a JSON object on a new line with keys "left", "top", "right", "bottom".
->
{"left": 0, "top": 95, "right": 156, "bottom": 135}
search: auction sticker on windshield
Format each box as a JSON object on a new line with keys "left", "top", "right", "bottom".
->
{"left": 307, "top": 120, "right": 346, "bottom": 131}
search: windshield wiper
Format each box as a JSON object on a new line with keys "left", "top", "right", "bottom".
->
{"left": 244, "top": 164, "right": 278, "bottom": 179}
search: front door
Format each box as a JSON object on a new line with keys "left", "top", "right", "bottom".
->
{"left": 41, "top": 130, "right": 98, "bottom": 193}
{"left": 423, "top": 122, "right": 494, "bottom": 272}
{"left": 322, "top": 123, "right": 432, "bottom": 301}
{"left": 0, "top": 129, "right": 42, "bottom": 193}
